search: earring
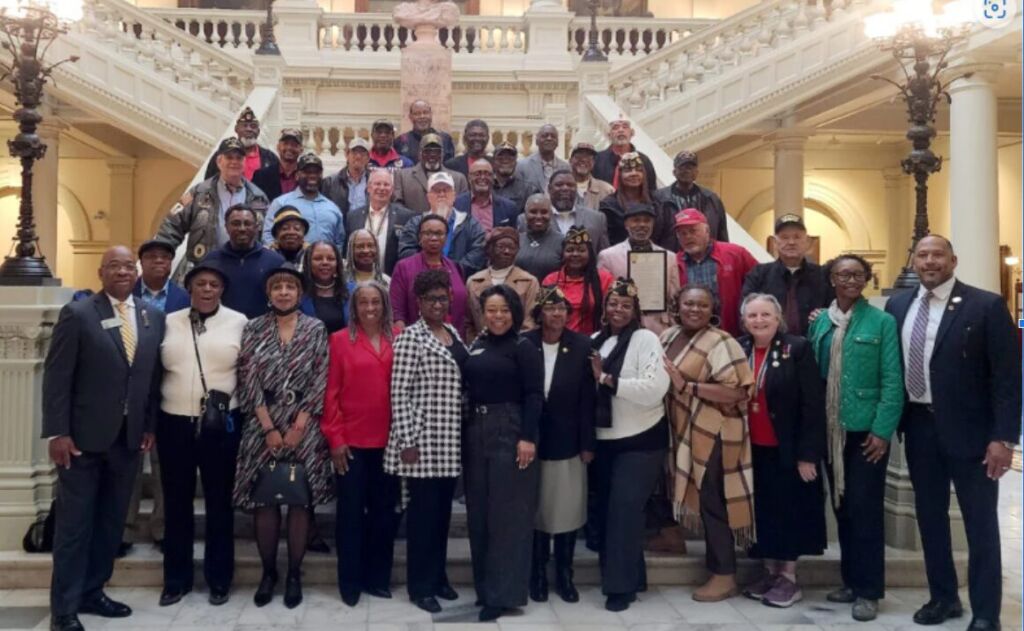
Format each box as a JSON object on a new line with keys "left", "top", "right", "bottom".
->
{"left": 709, "top": 314, "right": 722, "bottom": 328}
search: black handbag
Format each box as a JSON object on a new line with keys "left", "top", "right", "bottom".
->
{"left": 191, "top": 310, "right": 232, "bottom": 433}
{"left": 253, "top": 460, "right": 310, "bottom": 506}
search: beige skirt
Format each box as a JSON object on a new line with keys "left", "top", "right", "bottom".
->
{"left": 535, "top": 456, "right": 587, "bottom": 534}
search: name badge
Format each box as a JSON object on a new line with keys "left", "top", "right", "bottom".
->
{"left": 101, "top": 317, "right": 122, "bottom": 330}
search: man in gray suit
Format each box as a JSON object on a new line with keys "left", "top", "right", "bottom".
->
{"left": 517, "top": 169, "right": 609, "bottom": 253}
{"left": 346, "top": 169, "right": 416, "bottom": 275}
{"left": 43, "top": 245, "right": 166, "bottom": 631}
{"left": 516, "top": 124, "right": 570, "bottom": 193}
{"left": 393, "top": 133, "right": 468, "bottom": 214}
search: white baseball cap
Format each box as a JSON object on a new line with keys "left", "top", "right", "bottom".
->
{"left": 428, "top": 171, "right": 455, "bottom": 190}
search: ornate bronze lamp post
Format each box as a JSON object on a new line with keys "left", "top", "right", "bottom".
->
{"left": 0, "top": 0, "right": 79, "bottom": 286}
{"left": 255, "top": 0, "right": 279, "bottom": 55}
{"left": 581, "top": 0, "right": 608, "bottom": 62}
{"left": 865, "top": 1, "right": 972, "bottom": 289}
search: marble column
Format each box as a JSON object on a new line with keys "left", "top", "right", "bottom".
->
{"left": 106, "top": 158, "right": 136, "bottom": 250}
{"left": 770, "top": 127, "right": 811, "bottom": 220}
{"left": 32, "top": 121, "right": 64, "bottom": 282}
{"left": 949, "top": 62, "right": 1001, "bottom": 293}
{"left": 0, "top": 286, "right": 73, "bottom": 550}
{"left": 883, "top": 166, "right": 912, "bottom": 287}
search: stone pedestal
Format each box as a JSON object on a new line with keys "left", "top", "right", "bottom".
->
{"left": 399, "top": 26, "right": 453, "bottom": 134}
{"left": 523, "top": 5, "right": 574, "bottom": 72}
{"left": 949, "top": 61, "right": 1001, "bottom": 293}
{"left": 273, "top": 0, "right": 323, "bottom": 64}
{"left": 0, "top": 286, "right": 73, "bottom": 551}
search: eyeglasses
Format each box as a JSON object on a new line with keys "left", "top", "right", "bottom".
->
{"left": 421, "top": 295, "right": 450, "bottom": 304}
{"left": 833, "top": 271, "right": 868, "bottom": 283}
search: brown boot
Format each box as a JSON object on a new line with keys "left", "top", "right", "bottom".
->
{"left": 644, "top": 525, "right": 687, "bottom": 554}
{"left": 692, "top": 574, "right": 738, "bottom": 602}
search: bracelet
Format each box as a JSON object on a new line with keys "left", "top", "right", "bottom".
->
{"left": 262, "top": 427, "right": 276, "bottom": 436}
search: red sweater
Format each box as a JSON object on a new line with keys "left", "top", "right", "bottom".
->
{"left": 321, "top": 326, "right": 401, "bottom": 450}
{"left": 676, "top": 241, "right": 757, "bottom": 337}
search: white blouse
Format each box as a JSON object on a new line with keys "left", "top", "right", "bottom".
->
{"left": 159, "top": 306, "right": 248, "bottom": 417}
{"left": 593, "top": 328, "right": 671, "bottom": 441}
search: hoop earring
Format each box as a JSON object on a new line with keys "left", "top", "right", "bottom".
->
{"left": 709, "top": 314, "right": 721, "bottom": 328}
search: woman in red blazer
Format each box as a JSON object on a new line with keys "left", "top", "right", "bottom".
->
{"left": 322, "top": 280, "right": 403, "bottom": 607}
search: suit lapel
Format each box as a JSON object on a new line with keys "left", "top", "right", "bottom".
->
{"left": 93, "top": 293, "right": 128, "bottom": 365}
{"left": 889, "top": 289, "right": 914, "bottom": 331}
{"left": 413, "top": 166, "right": 429, "bottom": 191}
{"left": 932, "top": 280, "right": 967, "bottom": 355}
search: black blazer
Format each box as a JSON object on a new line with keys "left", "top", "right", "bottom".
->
{"left": 523, "top": 328, "right": 596, "bottom": 460}
{"left": 344, "top": 202, "right": 416, "bottom": 275}
{"left": 251, "top": 163, "right": 285, "bottom": 203}
{"left": 42, "top": 292, "right": 166, "bottom": 452}
{"left": 741, "top": 259, "right": 832, "bottom": 336}
{"left": 444, "top": 153, "right": 475, "bottom": 180}
{"left": 885, "top": 280, "right": 1022, "bottom": 458}
{"left": 737, "top": 333, "right": 825, "bottom": 467}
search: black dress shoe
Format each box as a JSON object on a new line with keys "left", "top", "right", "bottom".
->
{"left": 78, "top": 593, "right": 132, "bottom": 618}
{"left": 115, "top": 542, "right": 133, "bottom": 558}
{"left": 159, "top": 586, "right": 190, "bottom": 607}
{"left": 254, "top": 569, "right": 278, "bottom": 607}
{"left": 967, "top": 619, "right": 1001, "bottom": 631}
{"left": 913, "top": 600, "right": 963, "bottom": 625}
{"left": 341, "top": 590, "right": 361, "bottom": 607}
{"left": 605, "top": 593, "right": 633, "bottom": 612}
{"left": 435, "top": 584, "right": 459, "bottom": 601}
{"left": 479, "top": 605, "right": 503, "bottom": 622}
{"left": 412, "top": 596, "right": 442, "bottom": 613}
{"left": 283, "top": 570, "right": 303, "bottom": 609}
{"left": 365, "top": 587, "right": 392, "bottom": 599}
{"left": 208, "top": 588, "right": 230, "bottom": 606}
{"left": 50, "top": 614, "right": 84, "bottom": 631}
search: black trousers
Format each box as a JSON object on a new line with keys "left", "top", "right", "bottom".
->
{"left": 700, "top": 436, "right": 737, "bottom": 574}
{"left": 335, "top": 448, "right": 401, "bottom": 596}
{"left": 156, "top": 412, "right": 240, "bottom": 593}
{"left": 463, "top": 404, "right": 539, "bottom": 608}
{"left": 50, "top": 430, "right": 140, "bottom": 617}
{"left": 827, "top": 430, "right": 889, "bottom": 600}
{"left": 593, "top": 444, "right": 663, "bottom": 595}
{"left": 904, "top": 405, "right": 1002, "bottom": 621}
{"left": 405, "top": 476, "right": 457, "bottom": 600}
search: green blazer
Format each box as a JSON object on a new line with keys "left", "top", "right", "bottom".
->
{"left": 807, "top": 298, "right": 904, "bottom": 440}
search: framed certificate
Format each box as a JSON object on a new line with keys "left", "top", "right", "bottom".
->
{"left": 627, "top": 250, "right": 667, "bottom": 312}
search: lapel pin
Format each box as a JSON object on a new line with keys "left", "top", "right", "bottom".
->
{"left": 141, "top": 309, "right": 150, "bottom": 328}
{"left": 951, "top": 296, "right": 962, "bottom": 304}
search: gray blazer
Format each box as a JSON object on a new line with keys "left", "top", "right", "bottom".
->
{"left": 393, "top": 164, "right": 468, "bottom": 214}
{"left": 516, "top": 153, "right": 570, "bottom": 193}
{"left": 42, "top": 292, "right": 166, "bottom": 452}
{"left": 345, "top": 202, "right": 416, "bottom": 275}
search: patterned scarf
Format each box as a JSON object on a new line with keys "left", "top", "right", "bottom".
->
{"left": 662, "top": 325, "right": 755, "bottom": 546}
{"left": 825, "top": 300, "right": 853, "bottom": 507}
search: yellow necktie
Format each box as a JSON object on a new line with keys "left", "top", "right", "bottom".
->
{"left": 115, "top": 302, "right": 136, "bottom": 365}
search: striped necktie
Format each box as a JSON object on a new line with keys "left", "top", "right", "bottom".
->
{"left": 905, "top": 291, "right": 933, "bottom": 398}
{"left": 115, "top": 302, "right": 136, "bottom": 365}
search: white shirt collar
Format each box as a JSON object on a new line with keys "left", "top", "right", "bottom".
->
{"left": 108, "top": 293, "right": 136, "bottom": 309}
{"left": 918, "top": 275, "right": 956, "bottom": 301}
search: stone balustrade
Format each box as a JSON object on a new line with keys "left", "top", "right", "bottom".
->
{"left": 148, "top": 6, "right": 708, "bottom": 60}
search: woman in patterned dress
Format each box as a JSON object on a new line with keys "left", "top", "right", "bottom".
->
{"left": 233, "top": 265, "right": 334, "bottom": 610}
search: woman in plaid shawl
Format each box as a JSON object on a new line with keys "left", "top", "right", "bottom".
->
{"left": 661, "top": 285, "right": 754, "bottom": 603}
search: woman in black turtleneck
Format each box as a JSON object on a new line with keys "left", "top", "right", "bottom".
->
{"left": 156, "top": 261, "right": 249, "bottom": 607}
{"left": 462, "top": 284, "right": 544, "bottom": 622}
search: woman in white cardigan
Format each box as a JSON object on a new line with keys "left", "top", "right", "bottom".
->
{"left": 157, "top": 261, "right": 248, "bottom": 608}
{"left": 589, "top": 277, "right": 671, "bottom": 613}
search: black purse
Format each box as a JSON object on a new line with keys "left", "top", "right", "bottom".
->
{"left": 191, "top": 310, "right": 232, "bottom": 433}
{"left": 253, "top": 460, "right": 310, "bottom": 506}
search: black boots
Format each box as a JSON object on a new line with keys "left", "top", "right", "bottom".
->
{"left": 553, "top": 532, "right": 579, "bottom": 603}
{"left": 530, "top": 531, "right": 550, "bottom": 602}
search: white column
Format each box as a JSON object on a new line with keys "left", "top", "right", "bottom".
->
{"left": 0, "top": 286, "right": 74, "bottom": 550}
{"left": 33, "top": 121, "right": 63, "bottom": 282}
{"left": 883, "top": 166, "right": 912, "bottom": 286}
{"left": 770, "top": 127, "right": 811, "bottom": 220}
{"left": 949, "top": 62, "right": 1001, "bottom": 293}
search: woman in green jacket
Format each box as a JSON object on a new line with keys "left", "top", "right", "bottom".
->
{"left": 807, "top": 254, "right": 903, "bottom": 623}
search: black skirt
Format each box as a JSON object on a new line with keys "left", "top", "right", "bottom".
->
{"left": 748, "top": 445, "right": 827, "bottom": 561}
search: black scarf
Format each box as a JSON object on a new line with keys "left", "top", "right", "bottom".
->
{"left": 590, "top": 322, "right": 639, "bottom": 429}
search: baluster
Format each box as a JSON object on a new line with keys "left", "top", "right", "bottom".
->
{"left": 313, "top": 128, "right": 325, "bottom": 156}
{"left": 514, "top": 28, "right": 525, "bottom": 52}
{"left": 665, "top": 54, "right": 684, "bottom": 95}
{"left": 328, "top": 128, "right": 341, "bottom": 156}
{"left": 626, "top": 75, "right": 646, "bottom": 113}
{"left": 808, "top": 0, "right": 827, "bottom": 26}
{"left": 457, "top": 25, "right": 469, "bottom": 52}
{"left": 792, "top": 1, "right": 810, "bottom": 35}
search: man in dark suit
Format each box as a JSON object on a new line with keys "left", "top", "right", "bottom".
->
{"left": 346, "top": 169, "right": 415, "bottom": 275}
{"left": 444, "top": 119, "right": 490, "bottom": 180}
{"left": 455, "top": 160, "right": 520, "bottom": 231}
{"left": 885, "top": 235, "right": 1021, "bottom": 631}
{"left": 43, "top": 246, "right": 166, "bottom": 631}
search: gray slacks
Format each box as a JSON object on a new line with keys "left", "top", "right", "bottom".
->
{"left": 463, "top": 403, "right": 540, "bottom": 609}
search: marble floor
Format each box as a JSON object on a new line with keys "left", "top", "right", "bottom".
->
{"left": 2, "top": 472, "right": 1019, "bottom": 631}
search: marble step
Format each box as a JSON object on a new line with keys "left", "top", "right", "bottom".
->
{"left": 0, "top": 539, "right": 963, "bottom": 590}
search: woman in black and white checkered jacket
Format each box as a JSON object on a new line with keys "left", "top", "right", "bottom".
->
{"left": 384, "top": 269, "right": 467, "bottom": 614}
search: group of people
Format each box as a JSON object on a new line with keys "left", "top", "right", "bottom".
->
{"left": 40, "top": 101, "right": 1020, "bottom": 631}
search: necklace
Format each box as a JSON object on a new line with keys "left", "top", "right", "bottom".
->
{"left": 314, "top": 280, "right": 336, "bottom": 291}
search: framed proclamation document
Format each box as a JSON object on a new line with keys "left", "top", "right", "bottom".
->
{"left": 627, "top": 250, "right": 667, "bottom": 312}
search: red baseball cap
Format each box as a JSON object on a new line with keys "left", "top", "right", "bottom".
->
{"left": 674, "top": 208, "right": 708, "bottom": 228}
